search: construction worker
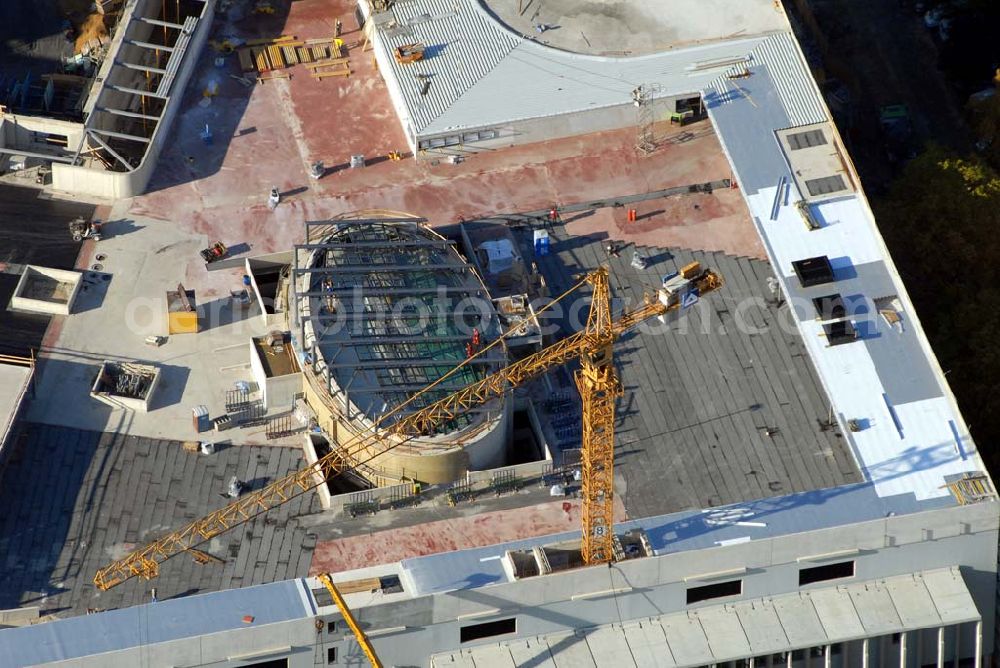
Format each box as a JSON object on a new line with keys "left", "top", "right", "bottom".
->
{"left": 267, "top": 187, "right": 280, "bottom": 210}
{"left": 471, "top": 328, "right": 481, "bottom": 348}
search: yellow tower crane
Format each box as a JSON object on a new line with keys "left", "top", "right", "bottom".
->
{"left": 317, "top": 574, "right": 383, "bottom": 668}
{"left": 93, "top": 263, "right": 722, "bottom": 591}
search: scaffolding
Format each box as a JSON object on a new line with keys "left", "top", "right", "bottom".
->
{"left": 634, "top": 83, "right": 662, "bottom": 155}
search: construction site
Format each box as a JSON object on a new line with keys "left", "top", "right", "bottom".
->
{"left": 0, "top": 0, "right": 997, "bottom": 667}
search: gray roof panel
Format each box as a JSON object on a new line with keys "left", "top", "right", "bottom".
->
{"left": 0, "top": 580, "right": 312, "bottom": 667}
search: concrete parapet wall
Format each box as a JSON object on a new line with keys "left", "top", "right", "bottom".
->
{"left": 10, "top": 266, "right": 82, "bottom": 316}
{"left": 332, "top": 481, "right": 417, "bottom": 511}
{"left": 465, "top": 458, "right": 553, "bottom": 485}
{"left": 51, "top": 0, "right": 216, "bottom": 199}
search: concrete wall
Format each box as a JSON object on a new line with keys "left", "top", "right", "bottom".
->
{"left": 359, "top": 1, "right": 419, "bottom": 153}
{"left": 18, "top": 499, "right": 999, "bottom": 666}
{"left": 246, "top": 254, "right": 293, "bottom": 329}
{"left": 51, "top": 0, "right": 216, "bottom": 198}
{"left": 248, "top": 340, "right": 302, "bottom": 410}
{"left": 414, "top": 93, "right": 697, "bottom": 157}
{"left": 10, "top": 266, "right": 82, "bottom": 316}
{"left": 264, "top": 374, "right": 303, "bottom": 412}
{"left": 45, "top": 618, "right": 316, "bottom": 668}
{"left": 332, "top": 500, "right": 1000, "bottom": 666}
{"left": 0, "top": 114, "right": 85, "bottom": 157}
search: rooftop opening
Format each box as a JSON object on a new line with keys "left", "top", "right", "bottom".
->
{"left": 686, "top": 579, "right": 742, "bottom": 604}
{"left": 460, "top": 617, "right": 516, "bottom": 643}
{"left": 823, "top": 320, "right": 857, "bottom": 346}
{"left": 90, "top": 360, "right": 161, "bottom": 412}
{"left": 792, "top": 256, "right": 835, "bottom": 288}
{"left": 812, "top": 293, "right": 846, "bottom": 320}
{"left": 10, "top": 265, "right": 82, "bottom": 316}
{"left": 777, "top": 122, "right": 854, "bottom": 203}
{"left": 799, "top": 560, "right": 855, "bottom": 586}
{"left": 252, "top": 332, "right": 301, "bottom": 378}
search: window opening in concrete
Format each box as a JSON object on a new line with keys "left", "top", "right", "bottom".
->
{"left": 460, "top": 617, "right": 516, "bottom": 643}
{"left": 675, "top": 95, "right": 702, "bottom": 114}
{"left": 327, "top": 620, "right": 338, "bottom": 634}
{"left": 243, "top": 659, "right": 289, "bottom": 668}
{"left": 686, "top": 579, "right": 742, "bottom": 604}
{"left": 799, "top": 560, "right": 855, "bottom": 585}
{"left": 313, "top": 587, "right": 334, "bottom": 607}
{"left": 787, "top": 129, "right": 827, "bottom": 150}
{"left": 327, "top": 647, "right": 338, "bottom": 663}
{"left": 509, "top": 408, "right": 544, "bottom": 464}
{"left": 804, "top": 174, "right": 847, "bottom": 196}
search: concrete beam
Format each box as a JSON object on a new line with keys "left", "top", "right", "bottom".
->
{"left": 295, "top": 240, "right": 453, "bottom": 251}
{"left": 294, "top": 264, "right": 470, "bottom": 274}
{"left": 115, "top": 61, "right": 168, "bottom": 75}
{"left": 298, "top": 287, "right": 480, "bottom": 297}
{"left": 0, "top": 147, "right": 77, "bottom": 164}
{"left": 126, "top": 40, "right": 175, "bottom": 52}
{"left": 89, "top": 128, "right": 152, "bottom": 144}
{"left": 86, "top": 131, "right": 134, "bottom": 172}
{"left": 325, "top": 359, "right": 492, "bottom": 370}
{"left": 107, "top": 84, "right": 157, "bottom": 98}
{"left": 138, "top": 17, "right": 185, "bottom": 30}
{"left": 96, "top": 107, "right": 162, "bottom": 122}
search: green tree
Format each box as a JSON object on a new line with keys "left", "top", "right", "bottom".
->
{"left": 875, "top": 146, "right": 1000, "bottom": 469}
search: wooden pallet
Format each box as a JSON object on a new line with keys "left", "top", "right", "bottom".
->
{"left": 236, "top": 35, "right": 347, "bottom": 76}
{"left": 311, "top": 69, "right": 350, "bottom": 79}
{"left": 303, "top": 57, "right": 349, "bottom": 68}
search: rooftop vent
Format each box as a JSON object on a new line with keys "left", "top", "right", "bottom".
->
{"left": 792, "top": 256, "right": 835, "bottom": 288}
{"left": 812, "top": 293, "right": 845, "bottom": 321}
{"left": 823, "top": 319, "right": 857, "bottom": 346}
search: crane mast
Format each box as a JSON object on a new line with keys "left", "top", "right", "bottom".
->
{"left": 93, "top": 264, "right": 721, "bottom": 591}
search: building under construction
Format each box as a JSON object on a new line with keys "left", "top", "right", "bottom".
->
{"left": 293, "top": 218, "right": 509, "bottom": 486}
{"left": 0, "top": 0, "right": 998, "bottom": 666}
{"left": 0, "top": 0, "right": 214, "bottom": 197}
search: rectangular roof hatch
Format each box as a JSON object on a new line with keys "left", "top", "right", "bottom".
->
{"left": 792, "top": 256, "right": 835, "bottom": 288}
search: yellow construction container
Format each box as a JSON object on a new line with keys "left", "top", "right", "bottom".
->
{"left": 166, "top": 289, "right": 199, "bottom": 334}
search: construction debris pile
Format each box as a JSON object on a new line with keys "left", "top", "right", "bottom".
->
{"left": 90, "top": 361, "right": 162, "bottom": 412}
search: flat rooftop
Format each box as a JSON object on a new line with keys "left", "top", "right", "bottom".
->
{"left": 369, "top": 0, "right": 786, "bottom": 138}
{"left": 529, "top": 227, "right": 862, "bottom": 519}
{"left": 0, "top": 184, "right": 93, "bottom": 358}
{"left": 484, "top": 0, "right": 788, "bottom": 55}
{"left": 0, "top": 424, "right": 318, "bottom": 616}
{"left": 0, "top": 363, "right": 32, "bottom": 451}
{"left": 0, "top": 0, "right": 989, "bottom": 637}
{"left": 702, "top": 34, "right": 986, "bottom": 501}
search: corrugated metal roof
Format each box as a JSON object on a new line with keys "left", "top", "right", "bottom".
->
{"left": 433, "top": 568, "right": 981, "bottom": 666}
{"left": 420, "top": 36, "right": 771, "bottom": 135}
{"left": 704, "top": 32, "right": 826, "bottom": 131}
{"left": 373, "top": 0, "right": 826, "bottom": 138}
{"left": 371, "top": 0, "right": 780, "bottom": 136}
{"left": 376, "top": 0, "right": 521, "bottom": 134}
{"left": 750, "top": 32, "right": 827, "bottom": 128}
